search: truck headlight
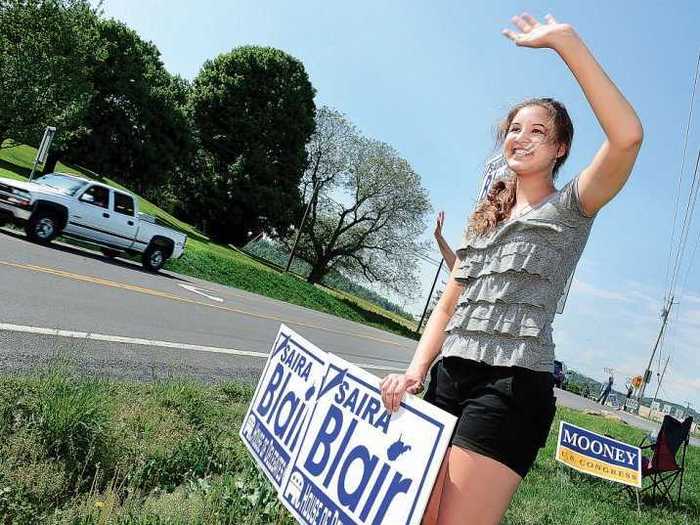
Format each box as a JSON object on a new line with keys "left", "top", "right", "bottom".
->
{"left": 11, "top": 188, "right": 30, "bottom": 198}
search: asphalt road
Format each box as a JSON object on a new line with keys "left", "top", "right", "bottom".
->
{"left": 555, "top": 387, "right": 699, "bottom": 446}
{"left": 0, "top": 228, "right": 415, "bottom": 383}
{"left": 2, "top": 228, "right": 695, "bottom": 445}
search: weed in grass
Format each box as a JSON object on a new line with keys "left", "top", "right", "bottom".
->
{"left": 129, "top": 434, "right": 217, "bottom": 493}
{"left": 217, "top": 381, "right": 255, "bottom": 404}
{"left": 201, "top": 469, "right": 293, "bottom": 525}
{"left": 0, "top": 376, "right": 33, "bottom": 436}
{"left": 32, "top": 372, "right": 112, "bottom": 480}
{"left": 153, "top": 380, "right": 208, "bottom": 429}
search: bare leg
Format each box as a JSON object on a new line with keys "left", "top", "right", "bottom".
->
{"left": 422, "top": 447, "right": 451, "bottom": 525}
{"left": 436, "top": 446, "right": 522, "bottom": 525}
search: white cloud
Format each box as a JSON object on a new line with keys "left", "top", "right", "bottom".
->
{"left": 571, "top": 277, "right": 632, "bottom": 302}
{"left": 681, "top": 291, "right": 700, "bottom": 304}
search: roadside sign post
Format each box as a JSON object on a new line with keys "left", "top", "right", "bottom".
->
{"left": 624, "top": 398, "right": 639, "bottom": 413}
{"left": 28, "top": 126, "right": 57, "bottom": 182}
{"left": 286, "top": 180, "right": 321, "bottom": 273}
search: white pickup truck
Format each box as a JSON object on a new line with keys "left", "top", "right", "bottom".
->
{"left": 0, "top": 172, "right": 187, "bottom": 272}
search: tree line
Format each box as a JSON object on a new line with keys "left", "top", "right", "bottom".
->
{"left": 1, "top": 0, "right": 431, "bottom": 298}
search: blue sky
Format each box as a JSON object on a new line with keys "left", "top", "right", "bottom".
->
{"left": 98, "top": 1, "right": 700, "bottom": 409}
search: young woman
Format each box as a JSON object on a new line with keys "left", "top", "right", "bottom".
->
{"left": 380, "top": 12, "right": 643, "bottom": 525}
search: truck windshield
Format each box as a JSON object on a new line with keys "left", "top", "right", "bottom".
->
{"left": 34, "top": 174, "right": 88, "bottom": 196}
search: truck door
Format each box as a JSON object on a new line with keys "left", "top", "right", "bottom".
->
{"left": 65, "top": 185, "right": 115, "bottom": 245}
{"left": 110, "top": 192, "right": 139, "bottom": 249}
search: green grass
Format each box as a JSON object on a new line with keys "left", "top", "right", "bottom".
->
{"left": 0, "top": 369, "right": 291, "bottom": 524}
{"left": 0, "top": 369, "right": 696, "bottom": 524}
{"left": 504, "top": 408, "right": 699, "bottom": 525}
{"left": 0, "top": 141, "right": 418, "bottom": 341}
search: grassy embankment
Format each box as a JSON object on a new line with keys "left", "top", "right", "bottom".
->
{"left": 0, "top": 142, "right": 418, "bottom": 340}
{"left": 0, "top": 370, "right": 697, "bottom": 524}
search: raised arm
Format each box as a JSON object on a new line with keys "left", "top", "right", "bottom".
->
{"left": 503, "top": 13, "right": 643, "bottom": 216}
{"left": 434, "top": 211, "right": 457, "bottom": 270}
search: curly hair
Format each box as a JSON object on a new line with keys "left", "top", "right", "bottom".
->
{"left": 468, "top": 98, "right": 574, "bottom": 236}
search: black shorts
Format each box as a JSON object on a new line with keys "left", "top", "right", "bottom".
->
{"left": 423, "top": 356, "right": 556, "bottom": 478}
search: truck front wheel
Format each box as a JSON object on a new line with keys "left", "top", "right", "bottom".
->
{"left": 26, "top": 211, "right": 61, "bottom": 244}
{"left": 142, "top": 244, "right": 167, "bottom": 272}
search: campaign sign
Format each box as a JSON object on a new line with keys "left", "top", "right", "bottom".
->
{"left": 280, "top": 353, "right": 456, "bottom": 525}
{"left": 240, "top": 325, "right": 328, "bottom": 490}
{"left": 477, "top": 153, "right": 508, "bottom": 204}
{"left": 555, "top": 421, "right": 642, "bottom": 488}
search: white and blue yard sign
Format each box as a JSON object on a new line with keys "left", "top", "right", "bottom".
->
{"left": 241, "top": 326, "right": 456, "bottom": 524}
{"left": 240, "top": 325, "right": 328, "bottom": 490}
{"left": 280, "top": 352, "right": 456, "bottom": 525}
{"left": 555, "top": 421, "right": 642, "bottom": 488}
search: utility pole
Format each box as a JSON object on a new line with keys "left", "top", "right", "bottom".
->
{"left": 416, "top": 259, "right": 444, "bottom": 335}
{"left": 285, "top": 181, "right": 320, "bottom": 273}
{"left": 638, "top": 296, "right": 675, "bottom": 402}
{"left": 650, "top": 355, "right": 671, "bottom": 409}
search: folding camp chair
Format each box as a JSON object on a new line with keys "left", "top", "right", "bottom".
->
{"left": 629, "top": 415, "right": 693, "bottom": 506}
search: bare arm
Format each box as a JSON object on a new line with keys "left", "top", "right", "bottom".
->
{"left": 380, "top": 264, "right": 463, "bottom": 411}
{"left": 433, "top": 211, "right": 457, "bottom": 270}
{"left": 504, "top": 13, "right": 643, "bottom": 216}
{"left": 436, "top": 236, "right": 456, "bottom": 270}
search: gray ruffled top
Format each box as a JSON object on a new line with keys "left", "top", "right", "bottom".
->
{"left": 442, "top": 174, "right": 596, "bottom": 372}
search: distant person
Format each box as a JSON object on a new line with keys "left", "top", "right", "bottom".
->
{"left": 434, "top": 211, "right": 456, "bottom": 270}
{"left": 598, "top": 375, "right": 614, "bottom": 405}
{"left": 381, "top": 11, "right": 643, "bottom": 525}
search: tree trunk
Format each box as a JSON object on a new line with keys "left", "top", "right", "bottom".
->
{"left": 42, "top": 149, "right": 61, "bottom": 175}
{"left": 306, "top": 263, "right": 328, "bottom": 285}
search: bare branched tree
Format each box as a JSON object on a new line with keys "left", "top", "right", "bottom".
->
{"left": 283, "top": 107, "right": 432, "bottom": 298}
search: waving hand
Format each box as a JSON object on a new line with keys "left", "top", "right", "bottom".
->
{"left": 502, "top": 13, "right": 573, "bottom": 49}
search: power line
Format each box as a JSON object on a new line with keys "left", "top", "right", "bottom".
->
{"left": 667, "top": 150, "right": 700, "bottom": 303}
{"left": 636, "top": 54, "right": 700, "bottom": 411}
{"left": 664, "top": 51, "right": 700, "bottom": 304}
{"left": 411, "top": 250, "right": 440, "bottom": 267}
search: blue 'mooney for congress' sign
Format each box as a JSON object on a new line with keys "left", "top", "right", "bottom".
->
{"left": 241, "top": 325, "right": 456, "bottom": 525}
{"left": 555, "top": 421, "right": 642, "bottom": 488}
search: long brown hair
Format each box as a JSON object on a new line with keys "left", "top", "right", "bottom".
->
{"left": 468, "top": 98, "right": 574, "bottom": 236}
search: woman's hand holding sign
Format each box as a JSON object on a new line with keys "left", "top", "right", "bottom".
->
{"left": 380, "top": 370, "right": 424, "bottom": 412}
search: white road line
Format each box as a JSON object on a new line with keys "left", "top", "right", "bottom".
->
{"left": 177, "top": 284, "right": 224, "bottom": 303}
{"left": 0, "top": 322, "right": 405, "bottom": 373}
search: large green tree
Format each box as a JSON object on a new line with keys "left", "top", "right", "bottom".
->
{"left": 0, "top": 0, "right": 100, "bottom": 148}
{"left": 189, "top": 46, "right": 316, "bottom": 245}
{"left": 61, "top": 19, "right": 193, "bottom": 195}
{"left": 284, "top": 107, "right": 432, "bottom": 297}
